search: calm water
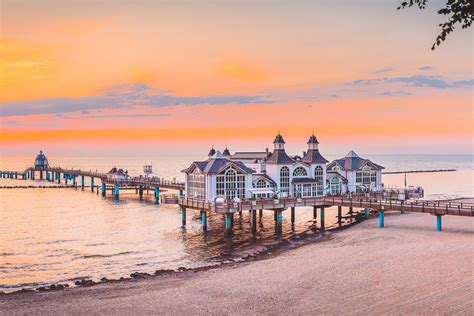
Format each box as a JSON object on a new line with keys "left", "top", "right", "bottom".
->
{"left": 0, "top": 154, "right": 472, "bottom": 292}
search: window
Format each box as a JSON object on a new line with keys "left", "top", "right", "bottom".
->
{"left": 316, "top": 184, "right": 324, "bottom": 196}
{"left": 216, "top": 168, "right": 246, "bottom": 200}
{"left": 188, "top": 171, "right": 205, "bottom": 199}
{"left": 292, "top": 167, "right": 307, "bottom": 177}
{"left": 225, "top": 169, "right": 236, "bottom": 199}
{"left": 255, "top": 179, "right": 267, "bottom": 188}
{"left": 216, "top": 175, "right": 224, "bottom": 196}
{"left": 329, "top": 177, "right": 340, "bottom": 195}
{"left": 356, "top": 166, "right": 374, "bottom": 192}
{"left": 314, "top": 166, "right": 323, "bottom": 183}
{"left": 280, "top": 166, "right": 290, "bottom": 194}
{"left": 303, "top": 184, "right": 312, "bottom": 197}
{"left": 370, "top": 170, "right": 377, "bottom": 183}
{"left": 237, "top": 175, "right": 245, "bottom": 199}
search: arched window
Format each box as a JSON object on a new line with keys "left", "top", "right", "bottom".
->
{"left": 280, "top": 166, "right": 290, "bottom": 194}
{"left": 215, "top": 168, "right": 245, "bottom": 200}
{"left": 314, "top": 166, "right": 324, "bottom": 196}
{"left": 256, "top": 179, "right": 267, "bottom": 188}
{"left": 314, "top": 166, "right": 323, "bottom": 183}
{"left": 225, "top": 169, "right": 236, "bottom": 191}
{"left": 292, "top": 167, "right": 307, "bottom": 177}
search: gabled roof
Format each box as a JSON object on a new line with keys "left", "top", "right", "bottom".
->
{"left": 265, "top": 149, "right": 295, "bottom": 164}
{"left": 302, "top": 149, "right": 329, "bottom": 164}
{"left": 252, "top": 173, "right": 277, "bottom": 186}
{"left": 182, "top": 158, "right": 255, "bottom": 174}
{"left": 327, "top": 151, "right": 384, "bottom": 171}
{"left": 326, "top": 171, "right": 348, "bottom": 182}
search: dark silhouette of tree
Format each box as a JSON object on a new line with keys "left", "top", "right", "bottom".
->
{"left": 398, "top": 0, "right": 473, "bottom": 50}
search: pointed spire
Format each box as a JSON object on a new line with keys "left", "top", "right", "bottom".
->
{"left": 307, "top": 133, "right": 319, "bottom": 144}
{"left": 222, "top": 147, "right": 231, "bottom": 156}
{"left": 208, "top": 146, "right": 216, "bottom": 158}
{"left": 273, "top": 133, "right": 285, "bottom": 144}
{"left": 345, "top": 150, "right": 359, "bottom": 158}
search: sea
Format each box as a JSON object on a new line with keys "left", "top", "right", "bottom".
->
{"left": 0, "top": 153, "right": 472, "bottom": 292}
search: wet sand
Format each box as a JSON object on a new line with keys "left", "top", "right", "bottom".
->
{"left": 1, "top": 211, "right": 473, "bottom": 315}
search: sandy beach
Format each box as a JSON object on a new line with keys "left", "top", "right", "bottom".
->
{"left": 1, "top": 211, "right": 473, "bottom": 315}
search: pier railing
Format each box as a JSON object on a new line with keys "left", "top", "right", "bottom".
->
{"left": 104, "top": 178, "right": 185, "bottom": 191}
{"left": 177, "top": 194, "right": 474, "bottom": 217}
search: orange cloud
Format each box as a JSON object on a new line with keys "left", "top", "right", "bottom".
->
{"left": 128, "top": 67, "right": 159, "bottom": 85}
{"left": 217, "top": 60, "right": 270, "bottom": 82}
{"left": 0, "top": 39, "right": 53, "bottom": 100}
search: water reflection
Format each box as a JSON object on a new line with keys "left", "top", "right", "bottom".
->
{"left": 0, "top": 186, "right": 357, "bottom": 292}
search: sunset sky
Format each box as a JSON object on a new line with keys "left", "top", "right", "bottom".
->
{"left": 0, "top": 0, "right": 472, "bottom": 155}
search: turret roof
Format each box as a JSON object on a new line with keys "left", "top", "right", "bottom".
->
{"left": 301, "top": 149, "right": 328, "bottom": 164}
{"left": 273, "top": 133, "right": 285, "bottom": 144}
{"left": 208, "top": 147, "right": 216, "bottom": 156}
{"left": 307, "top": 133, "right": 319, "bottom": 144}
{"left": 265, "top": 149, "right": 295, "bottom": 164}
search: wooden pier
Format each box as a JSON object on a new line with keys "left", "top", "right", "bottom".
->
{"left": 2, "top": 166, "right": 472, "bottom": 235}
{"left": 0, "top": 167, "right": 185, "bottom": 203}
{"left": 168, "top": 193, "right": 474, "bottom": 234}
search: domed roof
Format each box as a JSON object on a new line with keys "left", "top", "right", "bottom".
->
{"left": 34, "top": 150, "right": 49, "bottom": 169}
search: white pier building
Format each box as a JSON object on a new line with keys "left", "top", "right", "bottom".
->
{"left": 182, "top": 134, "right": 384, "bottom": 202}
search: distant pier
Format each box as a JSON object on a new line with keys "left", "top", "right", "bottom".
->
{"left": 383, "top": 169, "right": 457, "bottom": 174}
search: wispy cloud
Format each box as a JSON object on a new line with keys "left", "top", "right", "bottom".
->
{"left": 417, "top": 66, "right": 433, "bottom": 71}
{"left": 370, "top": 67, "right": 394, "bottom": 74}
{"left": 379, "top": 91, "right": 412, "bottom": 97}
{"left": 56, "top": 113, "right": 171, "bottom": 120}
{"left": 345, "top": 75, "right": 474, "bottom": 89}
{"left": 452, "top": 79, "right": 474, "bottom": 87}
{"left": 0, "top": 83, "right": 272, "bottom": 117}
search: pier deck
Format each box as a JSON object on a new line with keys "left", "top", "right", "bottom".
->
{"left": 175, "top": 195, "right": 474, "bottom": 217}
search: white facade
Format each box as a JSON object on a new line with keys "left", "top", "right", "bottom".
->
{"left": 183, "top": 152, "right": 254, "bottom": 202}
{"left": 326, "top": 151, "right": 384, "bottom": 193}
{"left": 183, "top": 135, "right": 384, "bottom": 201}
{"left": 106, "top": 167, "right": 128, "bottom": 181}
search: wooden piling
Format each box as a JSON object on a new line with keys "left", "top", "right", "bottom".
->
{"left": 251, "top": 209, "right": 257, "bottom": 232}
{"left": 320, "top": 206, "right": 325, "bottom": 230}
{"left": 181, "top": 206, "right": 187, "bottom": 226}
{"left": 337, "top": 206, "right": 342, "bottom": 227}
{"left": 201, "top": 210, "right": 207, "bottom": 231}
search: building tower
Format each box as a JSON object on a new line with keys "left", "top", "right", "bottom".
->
{"left": 208, "top": 147, "right": 216, "bottom": 158}
{"left": 222, "top": 147, "right": 231, "bottom": 157}
{"left": 34, "top": 150, "right": 49, "bottom": 169}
